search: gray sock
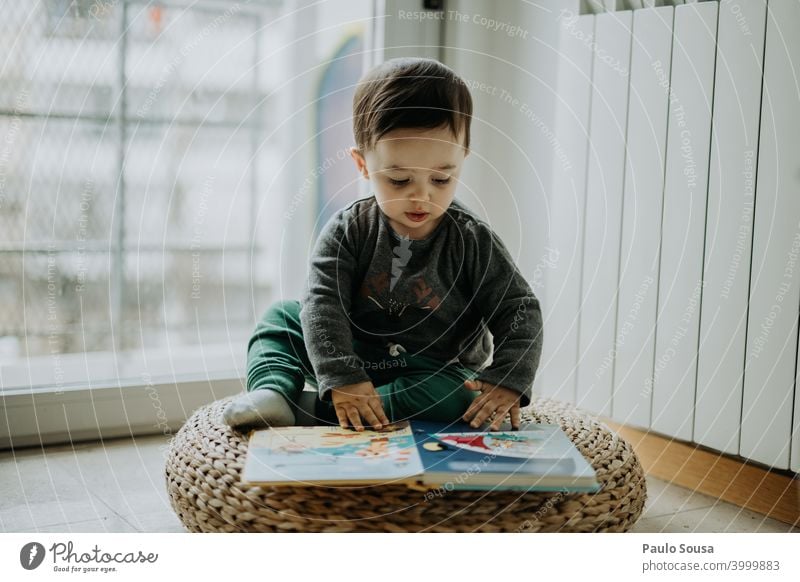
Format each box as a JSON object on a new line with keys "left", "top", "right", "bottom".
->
{"left": 222, "top": 389, "right": 296, "bottom": 430}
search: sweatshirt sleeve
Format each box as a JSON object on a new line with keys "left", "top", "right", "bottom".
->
{"left": 299, "top": 210, "right": 371, "bottom": 402}
{"left": 469, "top": 222, "right": 543, "bottom": 408}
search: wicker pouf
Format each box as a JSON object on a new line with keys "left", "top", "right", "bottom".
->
{"left": 165, "top": 395, "right": 647, "bottom": 532}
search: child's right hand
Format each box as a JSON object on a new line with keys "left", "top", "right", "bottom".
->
{"left": 331, "top": 381, "right": 391, "bottom": 431}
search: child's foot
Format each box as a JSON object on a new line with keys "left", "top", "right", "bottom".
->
{"left": 222, "top": 389, "right": 296, "bottom": 430}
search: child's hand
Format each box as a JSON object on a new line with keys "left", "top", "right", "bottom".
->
{"left": 331, "top": 381, "right": 391, "bottom": 431}
{"left": 462, "top": 379, "right": 521, "bottom": 430}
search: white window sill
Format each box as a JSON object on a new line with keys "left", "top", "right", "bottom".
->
{"left": 0, "top": 342, "right": 247, "bottom": 394}
{"left": 0, "top": 345, "right": 249, "bottom": 450}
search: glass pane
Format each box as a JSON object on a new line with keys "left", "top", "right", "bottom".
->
{"left": 0, "top": 251, "right": 113, "bottom": 360}
{"left": 0, "top": 118, "right": 118, "bottom": 245}
{"left": 0, "top": 0, "right": 375, "bottom": 383}
{"left": 0, "top": 1, "right": 122, "bottom": 119}
{"left": 124, "top": 124, "right": 254, "bottom": 248}
{"left": 121, "top": 250, "right": 253, "bottom": 350}
{"left": 125, "top": 2, "right": 270, "bottom": 124}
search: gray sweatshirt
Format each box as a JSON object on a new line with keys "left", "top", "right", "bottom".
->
{"left": 299, "top": 195, "right": 543, "bottom": 407}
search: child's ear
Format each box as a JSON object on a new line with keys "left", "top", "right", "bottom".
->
{"left": 349, "top": 147, "right": 370, "bottom": 179}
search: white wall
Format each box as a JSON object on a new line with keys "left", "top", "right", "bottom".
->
{"left": 442, "top": 2, "right": 569, "bottom": 405}
{"left": 443, "top": 1, "right": 565, "bottom": 285}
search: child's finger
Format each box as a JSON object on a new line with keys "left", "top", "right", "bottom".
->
{"left": 335, "top": 406, "right": 351, "bottom": 430}
{"left": 359, "top": 405, "right": 383, "bottom": 430}
{"left": 510, "top": 404, "right": 521, "bottom": 430}
{"left": 370, "top": 400, "right": 391, "bottom": 427}
{"left": 467, "top": 402, "right": 494, "bottom": 428}
{"left": 489, "top": 402, "right": 514, "bottom": 431}
{"left": 336, "top": 405, "right": 361, "bottom": 428}
{"left": 463, "top": 379, "right": 484, "bottom": 392}
{"left": 462, "top": 393, "right": 486, "bottom": 422}
{"left": 344, "top": 406, "right": 364, "bottom": 431}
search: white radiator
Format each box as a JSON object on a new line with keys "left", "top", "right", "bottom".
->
{"left": 540, "top": 0, "right": 800, "bottom": 472}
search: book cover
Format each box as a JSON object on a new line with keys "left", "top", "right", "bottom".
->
{"left": 241, "top": 421, "right": 424, "bottom": 487}
{"left": 242, "top": 420, "right": 600, "bottom": 493}
{"left": 409, "top": 420, "right": 601, "bottom": 493}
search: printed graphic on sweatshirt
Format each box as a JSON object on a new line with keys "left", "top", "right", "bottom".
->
{"left": 390, "top": 234, "right": 413, "bottom": 292}
{"left": 359, "top": 271, "right": 442, "bottom": 319}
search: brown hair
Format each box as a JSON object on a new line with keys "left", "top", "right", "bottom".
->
{"left": 352, "top": 57, "right": 473, "bottom": 153}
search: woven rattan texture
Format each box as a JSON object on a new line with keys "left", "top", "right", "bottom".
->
{"left": 165, "top": 396, "right": 647, "bottom": 532}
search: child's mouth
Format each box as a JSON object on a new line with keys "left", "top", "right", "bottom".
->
{"left": 405, "top": 212, "right": 429, "bottom": 222}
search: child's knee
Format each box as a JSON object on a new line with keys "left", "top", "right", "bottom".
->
{"left": 251, "top": 299, "right": 303, "bottom": 340}
{"left": 263, "top": 299, "right": 301, "bottom": 322}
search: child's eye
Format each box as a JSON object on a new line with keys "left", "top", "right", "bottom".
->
{"left": 388, "top": 178, "right": 410, "bottom": 186}
{"left": 433, "top": 177, "right": 451, "bottom": 185}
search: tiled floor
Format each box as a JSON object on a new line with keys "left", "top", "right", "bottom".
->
{"left": 0, "top": 433, "right": 797, "bottom": 533}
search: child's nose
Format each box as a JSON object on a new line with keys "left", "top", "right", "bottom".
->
{"left": 410, "top": 190, "right": 432, "bottom": 203}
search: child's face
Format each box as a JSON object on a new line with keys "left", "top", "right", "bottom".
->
{"left": 350, "top": 125, "right": 468, "bottom": 240}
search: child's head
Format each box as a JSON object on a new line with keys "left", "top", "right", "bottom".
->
{"left": 349, "top": 58, "right": 473, "bottom": 240}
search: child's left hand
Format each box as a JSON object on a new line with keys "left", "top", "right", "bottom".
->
{"left": 462, "top": 379, "right": 521, "bottom": 430}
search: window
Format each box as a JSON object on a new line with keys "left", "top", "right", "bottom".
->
{"left": 0, "top": 0, "right": 375, "bottom": 392}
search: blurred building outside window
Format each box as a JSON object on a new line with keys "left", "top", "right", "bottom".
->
{"left": 0, "top": 0, "right": 374, "bottom": 392}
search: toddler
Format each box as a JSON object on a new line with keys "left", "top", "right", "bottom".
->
{"left": 224, "top": 57, "right": 543, "bottom": 432}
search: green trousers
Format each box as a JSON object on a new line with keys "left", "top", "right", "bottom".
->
{"left": 246, "top": 299, "right": 480, "bottom": 426}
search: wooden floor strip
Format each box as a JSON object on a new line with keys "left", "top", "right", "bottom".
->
{"left": 601, "top": 418, "right": 800, "bottom": 527}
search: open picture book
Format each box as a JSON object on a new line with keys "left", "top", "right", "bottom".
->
{"left": 242, "top": 419, "right": 601, "bottom": 493}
